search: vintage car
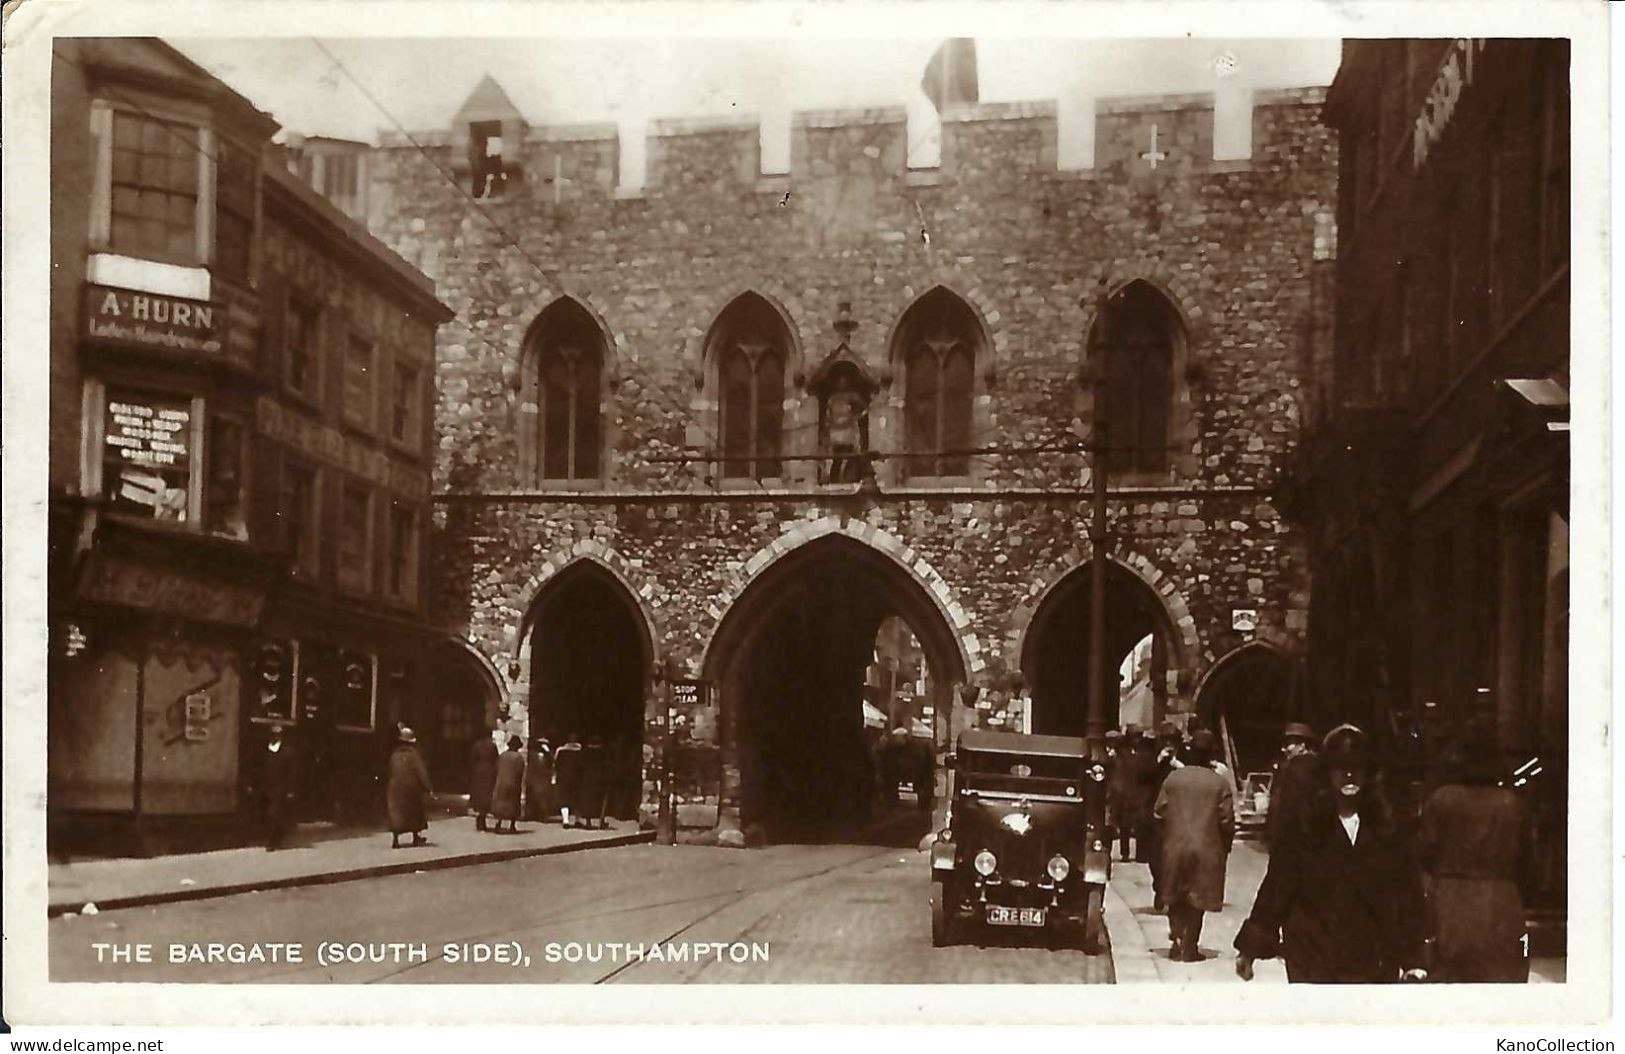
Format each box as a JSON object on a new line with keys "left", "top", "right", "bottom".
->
{"left": 929, "top": 730, "right": 1110, "bottom": 953}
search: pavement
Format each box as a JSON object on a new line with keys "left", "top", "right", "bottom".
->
{"left": 49, "top": 816, "right": 653, "bottom": 917}
{"left": 1104, "top": 837, "right": 1566, "bottom": 985}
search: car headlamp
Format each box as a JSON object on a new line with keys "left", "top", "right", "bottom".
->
{"left": 1046, "top": 854, "right": 1071, "bottom": 881}
{"left": 973, "top": 849, "right": 998, "bottom": 876}
{"left": 1088, "top": 763, "right": 1106, "bottom": 782}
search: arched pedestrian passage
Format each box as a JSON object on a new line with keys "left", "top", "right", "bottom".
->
{"left": 423, "top": 639, "right": 506, "bottom": 793}
{"left": 1195, "top": 644, "right": 1300, "bottom": 779}
{"left": 1019, "top": 559, "right": 1186, "bottom": 738}
{"left": 522, "top": 561, "right": 654, "bottom": 820}
{"left": 703, "top": 534, "right": 969, "bottom": 844}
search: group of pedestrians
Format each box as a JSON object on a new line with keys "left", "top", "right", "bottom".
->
{"left": 1110, "top": 718, "right": 1536, "bottom": 983}
{"left": 468, "top": 730, "right": 613, "bottom": 832}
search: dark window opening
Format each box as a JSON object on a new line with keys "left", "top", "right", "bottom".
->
{"left": 527, "top": 300, "right": 604, "bottom": 482}
{"left": 710, "top": 293, "right": 790, "bottom": 482}
{"left": 281, "top": 459, "right": 319, "bottom": 577}
{"left": 1094, "top": 280, "right": 1177, "bottom": 476}
{"left": 286, "top": 297, "right": 321, "bottom": 399}
{"left": 214, "top": 135, "right": 256, "bottom": 283}
{"left": 895, "top": 288, "right": 980, "bottom": 479}
{"left": 469, "top": 120, "right": 508, "bottom": 199}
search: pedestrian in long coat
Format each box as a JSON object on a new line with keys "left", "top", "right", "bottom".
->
{"left": 491, "top": 735, "right": 526, "bottom": 832}
{"left": 554, "top": 733, "right": 584, "bottom": 827}
{"left": 1418, "top": 734, "right": 1530, "bottom": 982}
{"left": 1235, "top": 725, "right": 1428, "bottom": 984}
{"left": 387, "top": 728, "right": 434, "bottom": 849}
{"left": 580, "top": 734, "right": 608, "bottom": 829}
{"left": 1142, "top": 726, "right": 1183, "bottom": 899}
{"left": 525, "top": 737, "right": 555, "bottom": 821}
{"left": 262, "top": 723, "right": 297, "bottom": 851}
{"left": 1266, "top": 723, "right": 1319, "bottom": 849}
{"left": 1154, "top": 730, "right": 1235, "bottom": 962}
{"left": 468, "top": 729, "right": 500, "bottom": 832}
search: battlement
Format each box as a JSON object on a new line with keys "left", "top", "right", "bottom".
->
{"left": 374, "top": 85, "right": 1328, "bottom": 199}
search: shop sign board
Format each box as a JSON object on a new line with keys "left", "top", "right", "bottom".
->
{"left": 85, "top": 283, "right": 222, "bottom": 356}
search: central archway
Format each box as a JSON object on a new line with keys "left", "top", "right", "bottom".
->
{"left": 704, "top": 534, "right": 969, "bottom": 844}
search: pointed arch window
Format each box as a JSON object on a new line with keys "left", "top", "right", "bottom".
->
{"left": 709, "top": 294, "right": 791, "bottom": 482}
{"left": 1095, "top": 281, "right": 1178, "bottom": 476}
{"left": 523, "top": 299, "right": 604, "bottom": 483}
{"left": 896, "top": 288, "right": 980, "bottom": 480}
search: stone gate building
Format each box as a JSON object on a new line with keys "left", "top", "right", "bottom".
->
{"left": 358, "top": 78, "right": 1335, "bottom": 841}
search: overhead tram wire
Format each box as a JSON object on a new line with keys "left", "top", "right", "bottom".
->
{"left": 305, "top": 37, "right": 739, "bottom": 468}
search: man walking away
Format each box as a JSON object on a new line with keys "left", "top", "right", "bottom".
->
{"left": 1154, "top": 729, "right": 1235, "bottom": 962}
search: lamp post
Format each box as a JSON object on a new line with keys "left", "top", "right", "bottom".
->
{"left": 1086, "top": 280, "right": 1112, "bottom": 747}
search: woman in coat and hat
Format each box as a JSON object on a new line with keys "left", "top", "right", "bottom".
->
{"left": 524, "top": 736, "right": 556, "bottom": 821}
{"left": 553, "top": 733, "right": 584, "bottom": 828}
{"left": 1235, "top": 724, "right": 1428, "bottom": 983}
{"left": 468, "top": 728, "right": 500, "bottom": 832}
{"left": 1153, "top": 729, "right": 1235, "bottom": 962}
{"left": 1418, "top": 731, "right": 1531, "bottom": 982}
{"left": 490, "top": 735, "right": 526, "bottom": 833}
{"left": 386, "top": 727, "right": 435, "bottom": 849}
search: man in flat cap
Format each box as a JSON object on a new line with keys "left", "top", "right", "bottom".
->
{"left": 1265, "top": 721, "right": 1318, "bottom": 850}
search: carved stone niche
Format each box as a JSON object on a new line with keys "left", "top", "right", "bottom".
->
{"left": 807, "top": 306, "right": 880, "bottom": 485}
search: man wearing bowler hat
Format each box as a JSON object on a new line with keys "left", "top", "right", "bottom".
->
{"left": 1266, "top": 721, "right": 1318, "bottom": 850}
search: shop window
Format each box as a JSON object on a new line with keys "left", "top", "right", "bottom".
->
{"left": 336, "top": 482, "right": 373, "bottom": 593}
{"left": 343, "top": 335, "right": 376, "bottom": 430}
{"left": 281, "top": 458, "right": 320, "bottom": 577}
{"left": 214, "top": 135, "right": 256, "bottom": 284}
{"left": 391, "top": 359, "right": 421, "bottom": 447}
{"left": 102, "top": 388, "right": 195, "bottom": 523}
{"left": 205, "top": 416, "right": 248, "bottom": 540}
{"left": 894, "top": 287, "right": 980, "bottom": 480}
{"left": 521, "top": 298, "right": 604, "bottom": 483}
{"left": 387, "top": 501, "right": 419, "bottom": 604}
{"left": 335, "top": 650, "right": 377, "bottom": 732}
{"left": 286, "top": 296, "right": 321, "bottom": 400}
{"left": 109, "top": 112, "right": 200, "bottom": 264}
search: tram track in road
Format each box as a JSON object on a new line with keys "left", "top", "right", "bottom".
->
{"left": 357, "top": 841, "right": 902, "bottom": 984}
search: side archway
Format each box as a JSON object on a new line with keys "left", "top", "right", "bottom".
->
{"left": 422, "top": 637, "right": 508, "bottom": 793}
{"left": 1012, "top": 545, "right": 1198, "bottom": 736}
{"left": 509, "top": 543, "right": 663, "bottom": 821}
{"left": 1194, "top": 642, "right": 1301, "bottom": 779}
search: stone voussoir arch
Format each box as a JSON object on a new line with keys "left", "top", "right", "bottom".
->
{"left": 1007, "top": 541, "right": 1203, "bottom": 674}
{"left": 1079, "top": 265, "right": 1208, "bottom": 346}
{"left": 508, "top": 289, "right": 630, "bottom": 392}
{"left": 507, "top": 539, "right": 666, "bottom": 667}
{"left": 698, "top": 515, "right": 984, "bottom": 678}
{"left": 883, "top": 279, "right": 1011, "bottom": 385}
{"left": 692, "top": 285, "right": 809, "bottom": 391}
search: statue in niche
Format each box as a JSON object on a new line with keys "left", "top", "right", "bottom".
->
{"left": 808, "top": 302, "right": 879, "bottom": 485}
{"left": 821, "top": 369, "right": 871, "bottom": 484}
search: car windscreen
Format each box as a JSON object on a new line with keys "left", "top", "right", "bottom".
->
{"left": 959, "top": 751, "right": 1084, "bottom": 792}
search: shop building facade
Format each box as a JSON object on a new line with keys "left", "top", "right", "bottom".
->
{"left": 1305, "top": 39, "right": 1569, "bottom": 924}
{"left": 46, "top": 40, "right": 467, "bottom": 853}
{"left": 363, "top": 79, "right": 1336, "bottom": 842}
